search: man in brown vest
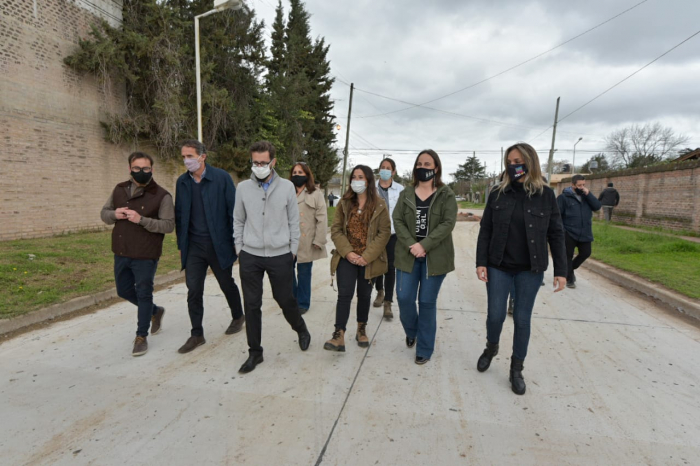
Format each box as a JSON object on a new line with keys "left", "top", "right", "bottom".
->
{"left": 101, "top": 152, "right": 175, "bottom": 356}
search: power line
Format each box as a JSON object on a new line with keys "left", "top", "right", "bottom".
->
{"left": 355, "top": 0, "right": 650, "bottom": 119}
{"left": 529, "top": 28, "right": 700, "bottom": 143}
{"left": 558, "top": 29, "right": 700, "bottom": 123}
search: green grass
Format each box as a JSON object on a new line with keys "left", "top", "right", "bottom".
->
{"left": 459, "top": 201, "right": 486, "bottom": 209}
{"left": 327, "top": 206, "right": 336, "bottom": 228}
{"left": 0, "top": 230, "right": 181, "bottom": 319}
{"left": 590, "top": 223, "right": 700, "bottom": 299}
{"left": 593, "top": 218, "right": 700, "bottom": 238}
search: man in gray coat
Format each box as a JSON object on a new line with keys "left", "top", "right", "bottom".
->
{"left": 234, "top": 141, "right": 311, "bottom": 374}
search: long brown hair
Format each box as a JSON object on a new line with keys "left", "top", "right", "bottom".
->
{"left": 499, "top": 142, "right": 545, "bottom": 197}
{"left": 412, "top": 149, "right": 444, "bottom": 187}
{"left": 289, "top": 162, "right": 316, "bottom": 193}
{"left": 342, "top": 165, "right": 378, "bottom": 221}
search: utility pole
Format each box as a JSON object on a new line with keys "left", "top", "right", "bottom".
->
{"left": 546, "top": 97, "right": 561, "bottom": 183}
{"left": 340, "top": 83, "right": 354, "bottom": 196}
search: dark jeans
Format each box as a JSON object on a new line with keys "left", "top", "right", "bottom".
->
{"left": 335, "top": 258, "right": 373, "bottom": 331}
{"left": 292, "top": 261, "right": 314, "bottom": 310}
{"left": 185, "top": 240, "right": 243, "bottom": 337}
{"left": 396, "top": 257, "right": 446, "bottom": 360}
{"left": 565, "top": 232, "right": 592, "bottom": 282}
{"left": 485, "top": 267, "right": 544, "bottom": 360}
{"left": 603, "top": 206, "right": 614, "bottom": 222}
{"left": 374, "top": 234, "right": 397, "bottom": 302}
{"left": 239, "top": 250, "right": 305, "bottom": 355}
{"left": 114, "top": 255, "right": 159, "bottom": 337}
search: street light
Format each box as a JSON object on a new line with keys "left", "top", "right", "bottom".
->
{"left": 572, "top": 137, "right": 583, "bottom": 174}
{"left": 195, "top": 0, "right": 244, "bottom": 142}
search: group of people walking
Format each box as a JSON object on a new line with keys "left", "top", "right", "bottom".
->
{"left": 102, "top": 139, "right": 605, "bottom": 395}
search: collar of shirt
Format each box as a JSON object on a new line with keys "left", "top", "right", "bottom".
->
{"left": 189, "top": 166, "right": 207, "bottom": 184}
{"left": 259, "top": 171, "right": 276, "bottom": 191}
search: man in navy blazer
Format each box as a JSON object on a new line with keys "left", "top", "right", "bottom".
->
{"left": 175, "top": 139, "right": 244, "bottom": 353}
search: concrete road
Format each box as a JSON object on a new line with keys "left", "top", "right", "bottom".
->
{"left": 2, "top": 223, "right": 699, "bottom": 465}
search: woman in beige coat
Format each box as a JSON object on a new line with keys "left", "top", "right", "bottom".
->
{"left": 290, "top": 162, "right": 328, "bottom": 314}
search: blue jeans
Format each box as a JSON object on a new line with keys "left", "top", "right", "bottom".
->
{"left": 114, "top": 255, "right": 159, "bottom": 337}
{"left": 397, "top": 258, "right": 446, "bottom": 359}
{"left": 292, "top": 261, "right": 314, "bottom": 310}
{"left": 485, "top": 267, "right": 544, "bottom": 360}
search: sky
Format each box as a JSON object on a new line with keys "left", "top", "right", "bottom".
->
{"left": 249, "top": 0, "right": 700, "bottom": 180}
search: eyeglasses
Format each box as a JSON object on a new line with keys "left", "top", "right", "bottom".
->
{"left": 131, "top": 167, "right": 152, "bottom": 173}
{"left": 251, "top": 161, "right": 271, "bottom": 168}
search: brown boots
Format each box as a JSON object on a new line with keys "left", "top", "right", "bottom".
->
{"left": 324, "top": 328, "right": 346, "bottom": 352}
{"left": 324, "top": 323, "right": 370, "bottom": 351}
{"left": 383, "top": 301, "right": 393, "bottom": 319}
{"left": 356, "top": 322, "right": 369, "bottom": 348}
{"left": 373, "top": 290, "right": 385, "bottom": 307}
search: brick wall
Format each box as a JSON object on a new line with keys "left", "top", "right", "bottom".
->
{"left": 556, "top": 161, "right": 700, "bottom": 233}
{"left": 0, "top": 0, "right": 182, "bottom": 241}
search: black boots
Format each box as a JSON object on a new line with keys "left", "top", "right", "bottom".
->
{"left": 476, "top": 342, "right": 499, "bottom": 372}
{"left": 510, "top": 358, "right": 526, "bottom": 395}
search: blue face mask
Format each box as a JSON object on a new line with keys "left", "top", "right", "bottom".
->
{"left": 379, "top": 169, "right": 392, "bottom": 181}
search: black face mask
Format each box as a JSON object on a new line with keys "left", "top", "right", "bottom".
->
{"left": 507, "top": 164, "right": 528, "bottom": 181}
{"left": 416, "top": 168, "right": 436, "bottom": 182}
{"left": 575, "top": 188, "right": 585, "bottom": 196}
{"left": 291, "top": 175, "right": 308, "bottom": 187}
{"left": 132, "top": 170, "right": 152, "bottom": 185}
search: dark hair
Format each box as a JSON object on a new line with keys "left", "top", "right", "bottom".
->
{"left": 342, "top": 165, "right": 378, "bottom": 222}
{"left": 290, "top": 162, "right": 316, "bottom": 193}
{"left": 180, "top": 139, "right": 206, "bottom": 155}
{"left": 249, "top": 140, "right": 276, "bottom": 160}
{"left": 128, "top": 151, "right": 154, "bottom": 166}
{"left": 608, "top": 182, "right": 614, "bottom": 187}
{"left": 412, "top": 149, "right": 444, "bottom": 187}
{"left": 572, "top": 174, "right": 585, "bottom": 184}
{"left": 379, "top": 157, "right": 396, "bottom": 172}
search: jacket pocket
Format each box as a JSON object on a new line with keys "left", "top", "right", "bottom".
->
{"left": 490, "top": 201, "right": 511, "bottom": 223}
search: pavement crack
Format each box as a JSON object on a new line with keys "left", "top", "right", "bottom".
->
{"left": 314, "top": 317, "right": 384, "bottom": 465}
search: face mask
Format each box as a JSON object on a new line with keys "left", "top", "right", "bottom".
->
{"left": 575, "top": 188, "right": 585, "bottom": 196}
{"left": 379, "top": 169, "right": 392, "bottom": 181}
{"left": 131, "top": 170, "right": 152, "bottom": 185}
{"left": 291, "top": 175, "right": 307, "bottom": 187}
{"left": 184, "top": 156, "right": 201, "bottom": 173}
{"left": 351, "top": 180, "right": 367, "bottom": 194}
{"left": 251, "top": 165, "right": 272, "bottom": 181}
{"left": 416, "top": 168, "right": 436, "bottom": 182}
{"left": 507, "top": 164, "right": 528, "bottom": 181}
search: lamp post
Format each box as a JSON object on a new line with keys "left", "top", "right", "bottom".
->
{"left": 195, "top": 0, "right": 244, "bottom": 142}
{"left": 572, "top": 137, "right": 583, "bottom": 174}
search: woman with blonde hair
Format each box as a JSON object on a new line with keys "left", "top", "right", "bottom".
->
{"left": 325, "top": 165, "right": 391, "bottom": 352}
{"left": 475, "top": 142, "right": 567, "bottom": 394}
{"left": 289, "top": 162, "right": 327, "bottom": 314}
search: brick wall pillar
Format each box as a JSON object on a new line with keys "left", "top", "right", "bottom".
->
{"left": 693, "top": 167, "right": 700, "bottom": 231}
{"left": 636, "top": 174, "right": 647, "bottom": 227}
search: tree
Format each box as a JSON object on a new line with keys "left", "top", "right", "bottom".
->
{"left": 267, "top": 0, "right": 339, "bottom": 187}
{"left": 64, "top": 0, "right": 272, "bottom": 177}
{"left": 452, "top": 154, "right": 486, "bottom": 183}
{"left": 580, "top": 153, "right": 610, "bottom": 173}
{"left": 604, "top": 122, "right": 689, "bottom": 169}
{"left": 541, "top": 159, "right": 569, "bottom": 174}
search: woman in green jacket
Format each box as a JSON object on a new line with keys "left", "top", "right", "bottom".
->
{"left": 325, "top": 165, "right": 391, "bottom": 352}
{"left": 393, "top": 150, "right": 458, "bottom": 364}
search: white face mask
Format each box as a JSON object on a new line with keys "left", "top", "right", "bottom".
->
{"left": 351, "top": 180, "right": 367, "bottom": 194}
{"left": 251, "top": 164, "right": 272, "bottom": 180}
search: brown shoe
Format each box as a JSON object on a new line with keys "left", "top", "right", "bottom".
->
{"left": 373, "top": 290, "right": 385, "bottom": 308}
{"left": 356, "top": 322, "right": 369, "bottom": 348}
{"left": 178, "top": 336, "right": 206, "bottom": 354}
{"left": 225, "top": 316, "right": 245, "bottom": 335}
{"left": 323, "top": 328, "right": 345, "bottom": 352}
{"left": 151, "top": 307, "right": 165, "bottom": 335}
{"left": 132, "top": 336, "right": 148, "bottom": 357}
{"left": 383, "top": 301, "right": 393, "bottom": 319}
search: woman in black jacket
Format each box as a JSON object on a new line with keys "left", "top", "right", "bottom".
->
{"left": 475, "top": 142, "right": 567, "bottom": 395}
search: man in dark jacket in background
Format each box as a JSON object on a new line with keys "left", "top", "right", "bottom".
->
{"left": 598, "top": 182, "right": 620, "bottom": 222}
{"left": 175, "top": 139, "right": 244, "bottom": 354}
{"left": 557, "top": 175, "right": 602, "bottom": 289}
